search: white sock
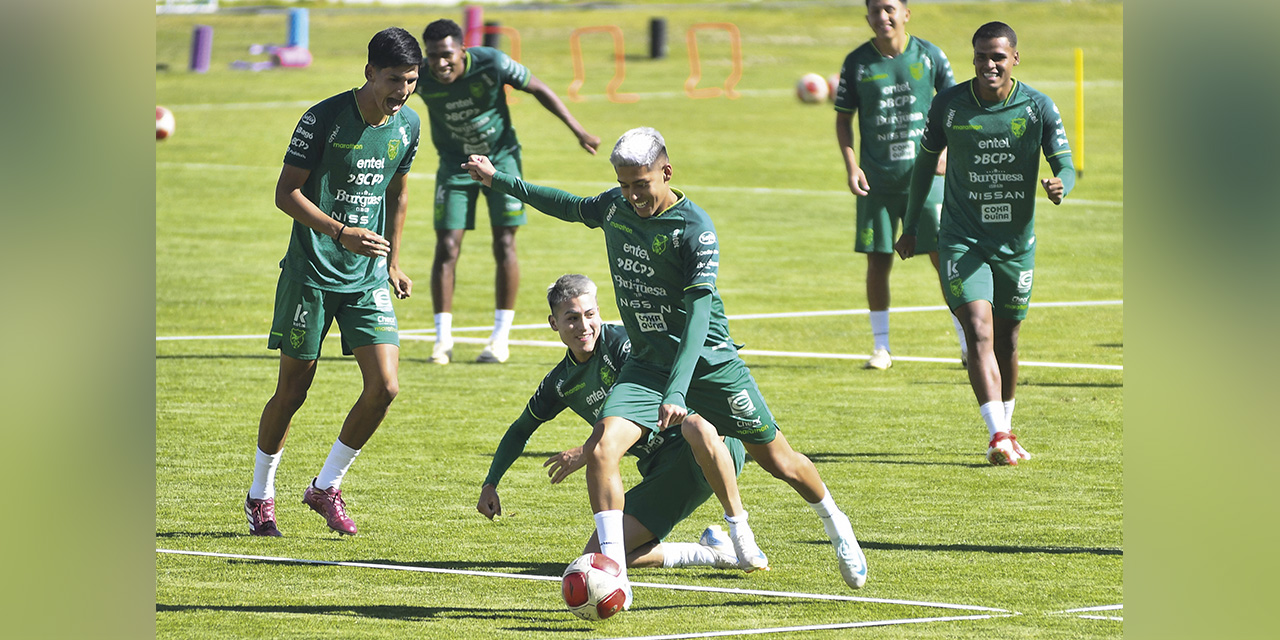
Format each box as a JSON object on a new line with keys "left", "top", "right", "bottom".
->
{"left": 724, "top": 512, "right": 753, "bottom": 540}
{"left": 489, "top": 309, "right": 514, "bottom": 343}
{"left": 869, "top": 310, "right": 890, "bottom": 351}
{"left": 980, "top": 401, "right": 1008, "bottom": 438}
{"left": 807, "top": 486, "right": 854, "bottom": 541}
{"left": 314, "top": 438, "right": 361, "bottom": 491}
{"left": 952, "top": 315, "right": 968, "bottom": 357}
{"left": 434, "top": 312, "right": 453, "bottom": 344}
{"left": 660, "top": 542, "right": 725, "bottom": 568}
{"left": 1004, "top": 399, "right": 1016, "bottom": 429}
{"left": 594, "top": 510, "right": 631, "bottom": 605}
{"left": 249, "top": 447, "right": 282, "bottom": 500}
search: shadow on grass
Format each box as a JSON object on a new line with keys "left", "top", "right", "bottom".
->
{"left": 798, "top": 539, "right": 1122, "bottom": 556}
{"left": 156, "top": 531, "right": 241, "bottom": 539}
{"left": 156, "top": 602, "right": 559, "bottom": 622}
{"left": 218, "top": 557, "right": 570, "bottom": 577}
{"left": 1018, "top": 380, "right": 1123, "bottom": 388}
{"left": 807, "top": 452, "right": 989, "bottom": 469}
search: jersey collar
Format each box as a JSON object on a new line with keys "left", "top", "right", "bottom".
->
{"left": 970, "top": 78, "right": 1020, "bottom": 108}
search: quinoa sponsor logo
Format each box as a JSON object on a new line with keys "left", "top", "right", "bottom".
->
{"left": 635, "top": 312, "right": 667, "bottom": 333}
{"left": 982, "top": 203, "right": 1012, "bottom": 222}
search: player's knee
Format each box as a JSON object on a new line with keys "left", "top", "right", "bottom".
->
{"left": 273, "top": 388, "right": 308, "bottom": 413}
{"left": 364, "top": 379, "right": 398, "bottom": 408}
{"left": 434, "top": 237, "right": 462, "bottom": 262}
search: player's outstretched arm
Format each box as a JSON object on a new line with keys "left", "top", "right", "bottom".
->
{"left": 523, "top": 74, "right": 601, "bottom": 154}
{"left": 275, "top": 164, "right": 391, "bottom": 258}
{"left": 479, "top": 408, "right": 546, "bottom": 519}
{"left": 384, "top": 171, "right": 412, "bottom": 299}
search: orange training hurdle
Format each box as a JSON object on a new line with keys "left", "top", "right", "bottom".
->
{"left": 567, "top": 26, "right": 638, "bottom": 104}
{"left": 685, "top": 23, "right": 742, "bottom": 99}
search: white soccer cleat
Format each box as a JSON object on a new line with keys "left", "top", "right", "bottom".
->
{"left": 834, "top": 533, "right": 868, "bottom": 589}
{"left": 865, "top": 348, "right": 892, "bottom": 370}
{"left": 475, "top": 339, "right": 509, "bottom": 363}
{"left": 987, "top": 432, "right": 1020, "bottom": 466}
{"left": 431, "top": 339, "right": 453, "bottom": 365}
{"left": 697, "top": 525, "right": 741, "bottom": 569}
{"left": 725, "top": 521, "right": 770, "bottom": 573}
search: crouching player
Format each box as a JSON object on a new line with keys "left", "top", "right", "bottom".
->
{"left": 478, "top": 274, "right": 749, "bottom": 570}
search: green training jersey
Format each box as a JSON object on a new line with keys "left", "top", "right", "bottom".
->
{"left": 491, "top": 175, "right": 739, "bottom": 370}
{"left": 921, "top": 79, "right": 1072, "bottom": 249}
{"left": 280, "top": 90, "right": 422, "bottom": 292}
{"left": 483, "top": 322, "right": 693, "bottom": 487}
{"left": 413, "top": 46, "right": 531, "bottom": 167}
{"left": 835, "top": 35, "right": 954, "bottom": 194}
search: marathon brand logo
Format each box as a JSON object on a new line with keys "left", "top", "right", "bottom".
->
{"left": 609, "top": 220, "right": 633, "bottom": 235}
{"left": 982, "top": 203, "right": 1013, "bottom": 222}
{"left": 563, "top": 381, "right": 587, "bottom": 396}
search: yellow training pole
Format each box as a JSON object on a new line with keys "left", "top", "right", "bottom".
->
{"left": 1074, "top": 47, "right": 1085, "bottom": 178}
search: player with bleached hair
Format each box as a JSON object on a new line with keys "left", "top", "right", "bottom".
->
{"left": 464, "top": 128, "right": 869, "bottom": 608}
{"left": 478, "top": 274, "right": 750, "bottom": 571}
{"left": 895, "top": 22, "right": 1075, "bottom": 465}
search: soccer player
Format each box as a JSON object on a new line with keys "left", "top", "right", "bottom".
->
{"left": 242, "top": 28, "right": 422, "bottom": 537}
{"left": 414, "top": 19, "right": 601, "bottom": 365}
{"left": 478, "top": 274, "right": 752, "bottom": 570}
{"left": 463, "top": 128, "right": 868, "bottom": 606}
{"left": 894, "top": 22, "right": 1075, "bottom": 465}
{"left": 835, "top": 0, "right": 967, "bottom": 370}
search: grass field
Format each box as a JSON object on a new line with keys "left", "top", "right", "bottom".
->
{"left": 156, "top": 1, "right": 1123, "bottom": 637}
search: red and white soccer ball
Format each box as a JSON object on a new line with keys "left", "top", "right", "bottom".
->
{"left": 561, "top": 553, "right": 627, "bottom": 621}
{"left": 156, "top": 106, "right": 176, "bottom": 140}
{"left": 795, "top": 73, "right": 829, "bottom": 103}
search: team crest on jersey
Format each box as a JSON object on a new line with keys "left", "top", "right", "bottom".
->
{"left": 1011, "top": 117, "right": 1027, "bottom": 138}
{"left": 652, "top": 234, "right": 670, "bottom": 255}
{"left": 290, "top": 328, "right": 306, "bottom": 349}
{"left": 600, "top": 366, "right": 615, "bottom": 388}
{"left": 470, "top": 82, "right": 484, "bottom": 99}
{"left": 910, "top": 62, "right": 924, "bottom": 80}
{"left": 388, "top": 139, "right": 401, "bottom": 160}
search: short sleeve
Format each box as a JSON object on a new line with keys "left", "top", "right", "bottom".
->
{"left": 496, "top": 49, "right": 531, "bottom": 90}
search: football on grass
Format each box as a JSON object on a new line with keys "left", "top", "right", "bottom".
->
{"left": 795, "top": 73, "right": 829, "bottom": 103}
{"left": 561, "top": 553, "right": 626, "bottom": 621}
{"left": 156, "top": 106, "right": 175, "bottom": 140}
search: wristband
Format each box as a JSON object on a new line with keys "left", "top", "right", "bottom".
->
{"left": 333, "top": 224, "right": 346, "bottom": 242}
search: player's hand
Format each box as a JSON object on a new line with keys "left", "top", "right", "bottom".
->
{"left": 657, "top": 403, "right": 687, "bottom": 430}
{"left": 894, "top": 234, "right": 917, "bottom": 260}
{"left": 579, "top": 132, "right": 601, "bottom": 155}
{"left": 544, "top": 447, "right": 585, "bottom": 484}
{"left": 477, "top": 483, "right": 502, "bottom": 519}
{"left": 848, "top": 168, "right": 870, "bottom": 197}
{"left": 388, "top": 266, "right": 412, "bottom": 299}
{"left": 462, "top": 155, "right": 496, "bottom": 187}
{"left": 338, "top": 227, "right": 391, "bottom": 257}
{"left": 1041, "top": 177, "right": 1065, "bottom": 204}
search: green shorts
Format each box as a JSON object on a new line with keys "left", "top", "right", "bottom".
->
{"left": 434, "top": 149, "right": 526, "bottom": 231}
{"left": 601, "top": 358, "right": 779, "bottom": 445}
{"left": 937, "top": 234, "right": 1036, "bottom": 321}
{"left": 625, "top": 431, "right": 746, "bottom": 541}
{"left": 855, "top": 175, "right": 945, "bottom": 254}
{"left": 267, "top": 272, "right": 400, "bottom": 360}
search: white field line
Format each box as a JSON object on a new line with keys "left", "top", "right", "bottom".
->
{"left": 1057, "top": 604, "right": 1123, "bottom": 613}
{"left": 596, "top": 613, "right": 1015, "bottom": 640}
{"left": 161, "top": 81, "right": 1121, "bottom": 111}
{"left": 155, "top": 162, "right": 1123, "bottom": 208}
{"left": 157, "top": 302, "right": 1122, "bottom": 370}
{"left": 1077, "top": 615, "right": 1123, "bottom": 621}
{"left": 155, "top": 548, "right": 1007, "bottom": 612}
